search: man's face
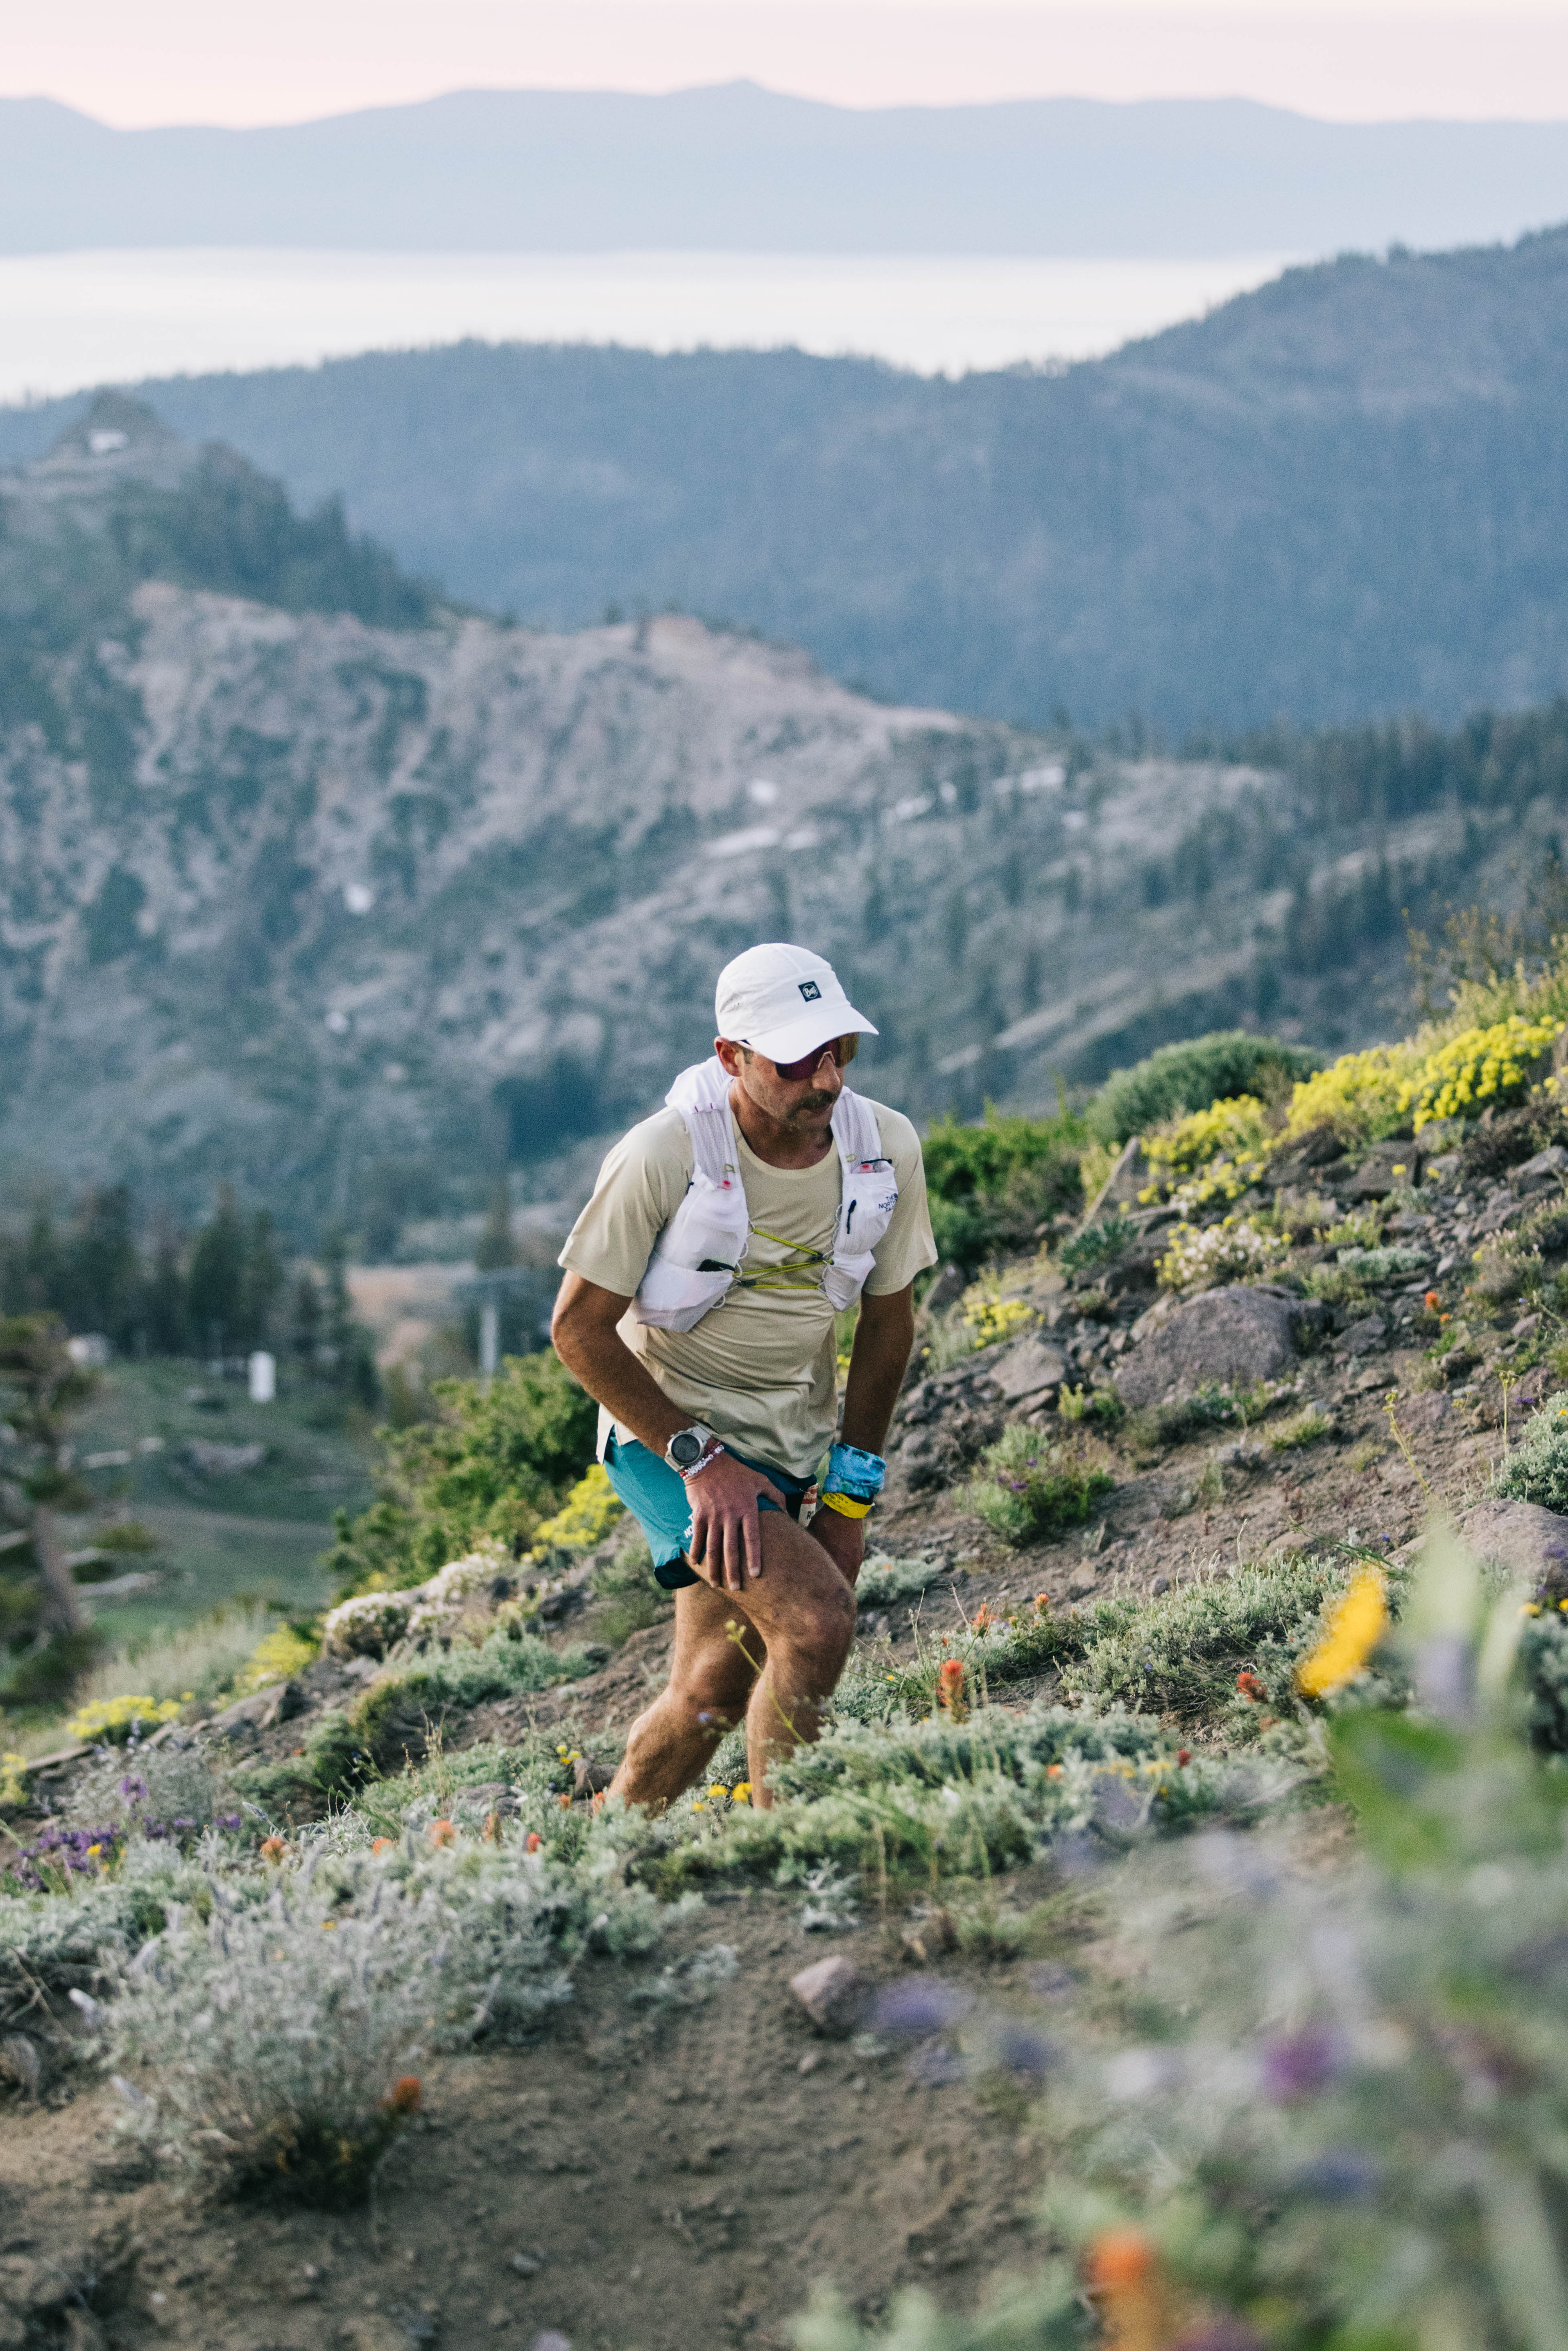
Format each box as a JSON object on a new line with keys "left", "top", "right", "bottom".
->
{"left": 716, "top": 1036, "right": 844, "bottom": 1133}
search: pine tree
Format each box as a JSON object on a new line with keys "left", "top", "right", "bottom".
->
{"left": 186, "top": 1188, "right": 246, "bottom": 1358}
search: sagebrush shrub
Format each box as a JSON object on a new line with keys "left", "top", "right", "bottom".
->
{"left": 104, "top": 1825, "right": 671, "bottom": 2201}
{"left": 968, "top": 1426, "right": 1113, "bottom": 1547}
{"left": 1061, "top": 1551, "right": 1357, "bottom": 1716}
{"left": 1493, "top": 1389, "right": 1568, "bottom": 1514}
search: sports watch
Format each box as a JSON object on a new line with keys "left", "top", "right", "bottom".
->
{"left": 665, "top": 1423, "right": 720, "bottom": 1475}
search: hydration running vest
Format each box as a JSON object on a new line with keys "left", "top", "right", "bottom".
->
{"left": 632, "top": 1056, "right": 900, "bottom": 1333}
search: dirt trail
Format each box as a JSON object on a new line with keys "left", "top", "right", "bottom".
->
{"left": 1, "top": 1896, "right": 1054, "bottom": 2351}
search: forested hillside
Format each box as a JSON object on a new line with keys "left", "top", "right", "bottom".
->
{"left": 6, "top": 227, "right": 1568, "bottom": 729}
{"left": 4, "top": 394, "right": 1568, "bottom": 1253}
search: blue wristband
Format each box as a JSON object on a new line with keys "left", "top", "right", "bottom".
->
{"left": 824, "top": 1442, "right": 886, "bottom": 1501}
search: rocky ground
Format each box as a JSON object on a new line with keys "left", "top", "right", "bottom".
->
{"left": 7, "top": 1106, "right": 1568, "bottom": 2351}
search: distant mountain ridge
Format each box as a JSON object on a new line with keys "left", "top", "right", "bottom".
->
{"left": 5, "top": 84, "right": 1568, "bottom": 257}
{"left": 6, "top": 229, "right": 1568, "bottom": 731}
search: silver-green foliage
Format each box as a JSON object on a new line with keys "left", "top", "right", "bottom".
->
{"left": 969, "top": 1425, "right": 1114, "bottom": 1547}
{"left": 791, "top": 1543, "right": 1568, "bottom": 2351}
{"left": 855, "top": 1553, "right": 952, "bottom": 1610}
{"left": 102, "top": 1823, "right": 673, "bottom": 2193}
{"left": 1493, "top": 1389, "right": 1568, "bottom": 1515}
{"left": 1057, "top": 1549, "right": 1357, "bottom": 1718}
{"left": 641, "top": 1699, "right": 1292, "bottom": 1890}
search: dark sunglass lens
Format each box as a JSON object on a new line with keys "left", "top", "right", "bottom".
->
{"left": 775, "top": 1035, "right": 857, "bottom": 1080}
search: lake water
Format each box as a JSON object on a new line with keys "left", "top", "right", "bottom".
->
{"left": 0, "top": 248, "right": 1299, "bottom": 400}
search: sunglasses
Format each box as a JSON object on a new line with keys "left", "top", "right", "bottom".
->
{"left": 768, "top": 1034, "right": 861, "bottom": 1082}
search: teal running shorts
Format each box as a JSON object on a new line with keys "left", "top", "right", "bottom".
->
{"left": 602, "top": 1431, "right": 811, "bottom": 1590}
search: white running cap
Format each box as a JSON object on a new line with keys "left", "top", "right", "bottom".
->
{"left": 714, "top": 942, "right": 878, "bottom": 1065}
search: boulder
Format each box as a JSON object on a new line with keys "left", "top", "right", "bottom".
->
{"left": 1514, "top": 1144, "right": 1568, "bottom": 1194}
{"left": 981, "top": 1337, "right": 1067, "bottom": 1407}
{"left": 1265, "top": 1123, "right": 1344, "bottom": 1185}
{"left": 1345, "top": 1140, "right": 1423, "bottom": 1200}
{"left": 1398, "top": 1391, "right": 1452, "bottom": 1435}
{"left": 1460, "top": 1498, "right": 1568, "bottom": 1591}
{"left": 789, "top": 1956, "right": 866, "bottom": 2036}
{"left": 1341, "top": 1315, "right": 1388, "bottom": 1356}
{"left": 208, "top": 1680, "right": 306, "bottom": 1735}
{"left": 1113, "top": 1285, "right": 1299, "bottom": 1409}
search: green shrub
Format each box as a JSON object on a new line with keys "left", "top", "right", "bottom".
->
{"left": 854, "top": 1553, "right": 952, "bottom": 1610}
{"left": 922, "top": 1108, "right": 1086, "bottom": 1271}
{"left": 1061, "top": 1549, "right": 1353, "bottom": 1716}
{"left": 1057, "top": 1383, "right": 1125, "bottom": 1429}
{"left": 1057, "top": 1213, "right": 1135, "bottom": 1275}
{"left": 1268, "top": 1403, "right": 1337, "bottom": 1450}
{"left": 1129, "top": 1378, "right": 1290, "bottom": 1452}
{"left": 587, "top": 1525, "right": 668, "bottom": 1643}
{"left": 1493, "top": 1389, "right": 1568, "bottom": 1514}
{"left": 1333, "top": 1243, "right": 1430, "bottom": 1283}
{"left": 1087, "top": 1031, "right": 1319, "bottom": 1144}
{"left": 968, "top": 1426, "right": 1113, "bottom": 1547}
{"left": 102, "top": 1823, "right": 669, "bottom": 2204}
{"left": 327, "top": 1350, "right": 597, "bottom": 1598}
{"left": 1519, "top": 1608, "right": 1568, "bottom": 1752}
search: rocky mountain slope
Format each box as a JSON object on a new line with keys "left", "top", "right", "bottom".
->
{"left": 6, "top": 392, "right": 1566, "bottom": 1240}
{"left": 8, "top": 1015, "right": 1568, "bottom": 2345}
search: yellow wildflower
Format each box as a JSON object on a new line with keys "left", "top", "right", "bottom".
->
{"left": 731, "top": 1782, "right": 753, "bottom": 1804}
{"left": 1296, "top": 1570, "right": 1388, "bottom": 1697}
{"left": 708, "top": 1784, "right": 730, "bottom": 1799}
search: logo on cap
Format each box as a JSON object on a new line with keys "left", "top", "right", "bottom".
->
{"left": 799, "top": 981, "right": 822, "bottom": 1001}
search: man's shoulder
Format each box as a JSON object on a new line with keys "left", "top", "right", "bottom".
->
{"left": 858, "top": 1096, "right": 925, "bottom": 1166}
{"left": 604, "top": 1104, "right": 692, "bottom": 1180}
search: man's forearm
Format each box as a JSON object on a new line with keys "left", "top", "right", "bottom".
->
{"left": 839, "top": 1289, "right": 916, "bottom": 1456}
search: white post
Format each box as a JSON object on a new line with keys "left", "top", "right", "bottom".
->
{"left": 479, "top": 1297, "right": 500, "bottom": 1383}
{"left": 248, "top": 1350, "right": 276, "bottom": 1403}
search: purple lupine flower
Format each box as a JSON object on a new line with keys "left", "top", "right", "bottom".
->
{"left": 1260, "top": 2022, "right": 1342, "bottom": 2103}
{"left": 988, "top": 2020, "right": 1059, "bottom": 2081}
{"left": 873, "top": 1977, "right": 975, "bottom": 2038}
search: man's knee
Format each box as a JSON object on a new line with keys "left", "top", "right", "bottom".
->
{"left": 777, "top": 1582, "right": 856, "bottom": 1681}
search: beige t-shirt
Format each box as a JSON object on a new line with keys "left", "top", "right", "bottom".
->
{"left": 558, "top": 1093, "right": 937, "bottom": 1476}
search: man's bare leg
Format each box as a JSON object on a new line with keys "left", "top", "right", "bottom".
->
{"left": 610, "top": 1512, "right": 856, "bottom": 1810}
{"left": 733, "top": 1517, "right": 858, "bottom": 1800}
{"left": 609, "top": 1577, "right": 757, "bottom": 1809}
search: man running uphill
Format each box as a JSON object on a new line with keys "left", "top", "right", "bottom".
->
{"left": 552, "top": 943, "right": 936, "bottom": 1808}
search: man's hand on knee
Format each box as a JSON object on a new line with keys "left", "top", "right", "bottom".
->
{"left": 686, "top": 1453, "right": 786, "bottom": 1593}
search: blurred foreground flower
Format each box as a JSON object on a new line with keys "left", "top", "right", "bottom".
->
{"left": 936, "top": 1657, "right": 968, "bottom": 1720}
{"left": 1296, "top": 1566, "right": 1387, "bottom": 1697}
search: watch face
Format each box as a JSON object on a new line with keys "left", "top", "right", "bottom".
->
{"left": 669, "top": 1430, "right": 704, "bottom": 1468}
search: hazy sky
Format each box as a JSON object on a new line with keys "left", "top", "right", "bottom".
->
{"left": 8, "top": 0, "right": 1568, "bottom": 128}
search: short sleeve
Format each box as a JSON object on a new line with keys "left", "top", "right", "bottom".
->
{"left": 558, "top": 1109, "right": 693, "bottom": 1300}
{"left": 863, "top": 1103, "right": 939, "bottom": 1297}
